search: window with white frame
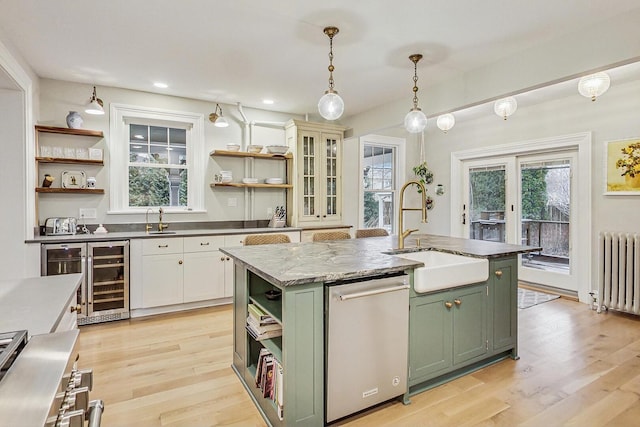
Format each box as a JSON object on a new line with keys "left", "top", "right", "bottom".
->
{"left": 110, "top": 104, "right": 205, "bottom": 213}
{"left": 360, "top": 136, "right": 404, "bottom": 234}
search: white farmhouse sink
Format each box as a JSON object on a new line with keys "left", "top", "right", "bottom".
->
{"left": 394, "top": 250, "right": 488, "bottom": 293}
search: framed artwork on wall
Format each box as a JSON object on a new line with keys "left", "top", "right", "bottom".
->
{"left": 605, "top": 138, "right": 640, "bottom": 195}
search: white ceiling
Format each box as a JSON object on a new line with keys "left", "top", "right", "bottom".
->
{"left": 1, "top": 0, "right": 639, "bottom": 117}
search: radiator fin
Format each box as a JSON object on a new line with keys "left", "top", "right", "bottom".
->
{"left": 598, "top": 232, "right": 640, "bottom": 315}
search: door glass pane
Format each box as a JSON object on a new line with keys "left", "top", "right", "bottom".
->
{"left": 363, "top": 144, "right": 395, "bottom": 233}
{"left": 468, "top": 166, "right": 506, "bottom": 242}
{"left": 520, "top": 160, "right": 570, "bottom": 273}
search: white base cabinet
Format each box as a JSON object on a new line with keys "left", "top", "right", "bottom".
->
{"left": 130, "top": 231, "right": 301, "bottom": 315}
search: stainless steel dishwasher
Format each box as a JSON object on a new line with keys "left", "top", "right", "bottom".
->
{"left": 326, "top": 274, "right": 410, "bottom": 423}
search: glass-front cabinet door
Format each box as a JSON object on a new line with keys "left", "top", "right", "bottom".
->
{"left": 297, "top": 130, "right": 342, "bottom": 224}
{"left": 88, "top": 241, "right": 129, "bottom": 318}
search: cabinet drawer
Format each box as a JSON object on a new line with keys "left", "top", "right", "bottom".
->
{"left": 142, "top": 237, "right": 183, "bottom": 255}
{"left": 184, "top": 235, "right": 225, "bottom": 253}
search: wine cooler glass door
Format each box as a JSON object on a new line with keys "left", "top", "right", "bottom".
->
{"left": 87, "top": 241, "right": 130, "bottom": 318}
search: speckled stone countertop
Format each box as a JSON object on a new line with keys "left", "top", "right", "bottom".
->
{"left": 25, "top": 227, "right": 302, "bottom": 244}
{"left": 220, "top": 234, "right": 540, "bottom": 287}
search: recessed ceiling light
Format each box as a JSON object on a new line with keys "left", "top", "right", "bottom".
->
{"left": 262, "top": 99, "right": 274, "bottom": 105}
{"left": 154, "top": 82, "right": 168, "bottom": 88}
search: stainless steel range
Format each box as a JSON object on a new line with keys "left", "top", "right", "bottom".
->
{"left": 0, "top": 329, "right": 104, "bottom": 426}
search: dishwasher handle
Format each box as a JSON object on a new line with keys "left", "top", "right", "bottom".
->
{"left": 338, "top": 284, "right": 409, "bottom": 301}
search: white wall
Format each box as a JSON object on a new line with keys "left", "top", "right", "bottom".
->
{"left": 0, "top": 36, "right": 40, "bottom": 278}
{"left": 37, "top": 79, "right": 303, "bottom": 226}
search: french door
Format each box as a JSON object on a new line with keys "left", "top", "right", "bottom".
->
{"left": 461, "top": 151, "right": 578, "bottom": 292}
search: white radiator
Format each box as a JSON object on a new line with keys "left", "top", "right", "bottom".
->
{"left": 598, "top": 232, "right": 640, "bottom": 315}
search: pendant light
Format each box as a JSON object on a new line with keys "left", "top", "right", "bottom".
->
{"left": 317, "top": 26, "right": 344, "bottom": 121}
{"left": 209, "top": 103, "right": 229, "bottom": 128}
{"left": 494, "top": 96, "right": 517, "bottom": 120}
{"left": 436, "top": 113, "right": 455, "bottom": 133}
{"left": 404, "top": 54, "right": 427, "bottom": 134}
{"left": 578, "top": 72, "right": 610, "bottom": 101}
{"left": 85, "top": 86, "right": 105, "bottom": 115}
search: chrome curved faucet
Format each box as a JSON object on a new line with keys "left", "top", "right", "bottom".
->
{"left": 398, "top": 180, "right": 428, "bottom": 249}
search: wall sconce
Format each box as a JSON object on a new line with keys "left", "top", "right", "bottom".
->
{"left": 404, "top": 54, "right": 428, "bottom": 133}
{"left": 436, "top": 113, "right": 455, "bottom": 133}
{"left": 85, "top": 86, "right": 104, "bottom": 115}
{"left": 494, "top": 96, "right": 517, "bottom": 120}
{"left": 578, "top": 72, "right": 610, "bottom": 101}
{"left": 317, "top": 26, "right": 344, "bottom": 121}
{"left": 209, "top": 104, "right": 229, "bottom": 128}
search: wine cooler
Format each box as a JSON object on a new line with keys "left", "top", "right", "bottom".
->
{"left": 41, "top": 241, "right": 130, "bottom": 325}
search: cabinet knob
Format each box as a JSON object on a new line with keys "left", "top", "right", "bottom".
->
{"left": 226, "top": 257, "right": 230, "bottom": 261}
{"left": 178, "top": 260, "right": 183, "bottom": 265}
{"left": 444, "top": 301, "right": 453, "bottom": 309}
{"left": 495, "top": 270, "right": 503, "bottom": 277}
{"left": 220, "top": 257, "right": 226, "bottom": 261}
{"left": 70, "top": 305, "right": 81, "bottom": 313}
{"left": 454, "top": 299, "right": 462, "bottom": 306}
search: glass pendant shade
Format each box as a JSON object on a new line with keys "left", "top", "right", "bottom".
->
{"left": 404, "top": 108, "right": 427, "bottom": 133}
{"left": 494, "top": 96, "right": 517, "bottom": 120}
{"left": 578, "top": 72, "right": 610, "bottom": 101}
{"left": 436, "top": 113, "right": 455, "bottom": 133}
{"left": 318, "top": 90, "right": 344, "bottom": 121}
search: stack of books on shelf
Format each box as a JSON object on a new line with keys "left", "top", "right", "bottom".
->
{"left": 255, "top": 348, "right": 284, "bottom": 420}
{"left": 246, "top": 303, "right": 282, "bottom": 341}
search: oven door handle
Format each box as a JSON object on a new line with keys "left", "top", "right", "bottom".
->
{"left": 87, "top": 400, "right": 104, "bottom": 427}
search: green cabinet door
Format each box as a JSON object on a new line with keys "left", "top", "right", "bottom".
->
{"left": 452, "top": 284, "right": 488, "bottom": 365}
{"left": 491, "top": 256, "right": 518, "bottom": 353}
{"left": 409, "top": 291, "right": 453, "bottom": 384}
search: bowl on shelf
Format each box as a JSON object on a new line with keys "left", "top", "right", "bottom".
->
{"left": 265, "top": 177, "right": 284, "bottom": 185}
{"left": 242, "top": 177, "right": 259, "bottom": 184}
{"left": 226, "top": 143, "right": 241, "bottom": 152}
{"left": 266, "top": 145, "right": 289, "bottom": 155}
{"left": 247, "top": 145, "right": 263, "bottom": 153}
{"left": 265, "top": 289, "right": 282, "bottom": 300}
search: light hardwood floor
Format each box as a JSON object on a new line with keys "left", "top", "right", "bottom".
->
{"left": 77, "top": 298, "right": 640, "bottom": 427}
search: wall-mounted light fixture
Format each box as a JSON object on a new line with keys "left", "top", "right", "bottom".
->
{"left": 209, "top": 104, "right": 229, "bottom": 128}
{"left": 85, "top": 86, "right": 105, "bottom": 115}
{"left": 436, "top": 113, "right": 455, "bottom": 133}
{"left": 404, "top": 54, "right": 428, "bottom": 133}
{"left": 578, "top": 72, "right": 610, "bottom": 101}
{"left": 318, "top": 26, "right": 344, "bottom": 121}
{"left": 494, "top": 96, "right": 517, "bottom": 120}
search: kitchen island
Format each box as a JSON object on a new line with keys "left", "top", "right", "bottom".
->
{"left": 0, "top": 273, "right": 81, "bottom": 336}
{"left": 221, "top": 234, "right": 539, "bottom": 426}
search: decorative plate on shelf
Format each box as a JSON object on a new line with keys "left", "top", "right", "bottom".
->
{"left": 61, "top": 170, "right": 87, "bottom": 189}
{"left": 265, "top": 178, "right": 284, "bottom": 185}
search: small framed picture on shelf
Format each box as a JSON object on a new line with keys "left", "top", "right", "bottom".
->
{"left": 61, "top": 170, "right": 87, "bottom": 189}
{"left": 89, "top": 148, "right": 103, "bottom": 161}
